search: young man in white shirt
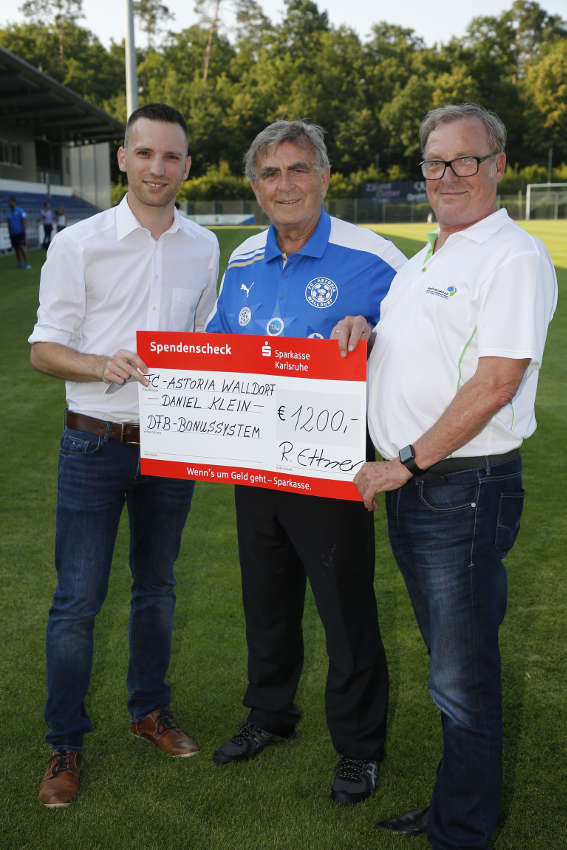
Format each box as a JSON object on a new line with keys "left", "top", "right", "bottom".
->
{"left": 29, "top": 103, "right": 219, "bottom": 808}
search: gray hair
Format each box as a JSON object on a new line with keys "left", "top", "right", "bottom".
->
{"left": 244, "top": 120, "right": 330, "bottom": 182}
{"left": 419, "top": 103, "right": 507, "bottom": 155}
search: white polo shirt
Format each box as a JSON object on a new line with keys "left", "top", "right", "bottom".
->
{"left": 367, "top": 209, "right": 557, "bottom": 460}
{"left": 29, "top": 195, "right": 219, "bottom": 423}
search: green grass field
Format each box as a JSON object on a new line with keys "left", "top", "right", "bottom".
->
{"left": 1, "top": 220, "right": 565, "bottom": 849}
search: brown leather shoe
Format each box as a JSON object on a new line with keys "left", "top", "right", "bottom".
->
{"left": 39, "top": 749, "right": 81, "bottom": 808}
{"left": 130, "top": 708, "right": 199, "bottom": 757}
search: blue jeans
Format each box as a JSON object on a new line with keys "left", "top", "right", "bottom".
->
{"left": 44, "top": 426, "right": 194, "bottom": 750}
{"left": 386, "top": 454, "right": 524, "bottom": 850}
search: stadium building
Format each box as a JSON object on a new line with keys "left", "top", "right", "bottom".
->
{"left": 0, "top": 44, "right": 123, "bottom": 251}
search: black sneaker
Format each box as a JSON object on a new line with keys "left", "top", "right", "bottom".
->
{"left": 213, "top": 721, "right": 294, "bottom": 765}
{"left": 330, "top": 756, "right": 379, "bottom": 806}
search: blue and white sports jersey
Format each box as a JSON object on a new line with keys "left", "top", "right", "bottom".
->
{"left": 8, "top": 205, "right": 27, "bottom": 236}
{"left": 206, "top": 208, "right": 406, "bottom": 339}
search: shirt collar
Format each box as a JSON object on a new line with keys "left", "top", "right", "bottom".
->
{"left": 458, "top": 208, "right": 510, "bottom": 243}
{"left": 115, "top": 193, "right": 182, "bottom": 241}
{"left": 433, "top": 208, "right": 510, "bottom": 249}
{"left": 264, "top": 206, "right": 331, "bottom": 261}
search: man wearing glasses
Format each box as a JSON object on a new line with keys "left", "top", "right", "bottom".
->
{"left": 333, "top": 103, "right": 557, "bottom": 848}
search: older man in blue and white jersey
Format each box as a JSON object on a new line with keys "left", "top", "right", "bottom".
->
{"left": 207, "top": 120, "right": 406, "bottom": 805}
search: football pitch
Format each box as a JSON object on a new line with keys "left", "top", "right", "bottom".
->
{"left": 1, "top": 220, "right": 565, "bottom": 849}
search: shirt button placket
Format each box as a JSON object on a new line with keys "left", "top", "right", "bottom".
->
{"left": 150, "top": 238, "right": 160, "bottom": 326}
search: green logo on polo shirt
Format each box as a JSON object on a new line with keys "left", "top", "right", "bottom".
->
{"left": 425, "top": 284, "right": 458, "bottom": 300}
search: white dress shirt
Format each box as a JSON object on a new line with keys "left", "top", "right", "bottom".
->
{"left": 29, "top": 195, "right": 219, "bottom": 422}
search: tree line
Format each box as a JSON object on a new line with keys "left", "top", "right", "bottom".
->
{"left": 1, "top": 0, "right": 566, "bottom": 195}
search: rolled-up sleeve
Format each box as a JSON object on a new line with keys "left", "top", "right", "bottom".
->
{"left": 28, "top": 233, "right": 86, "bottom": 346}
{"left": 194, "top": 236, "right": 220, "bottom": 332}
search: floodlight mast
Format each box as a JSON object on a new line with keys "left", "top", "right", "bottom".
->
{"left": 125, "top": 0, "right": 138, "bottom": 118}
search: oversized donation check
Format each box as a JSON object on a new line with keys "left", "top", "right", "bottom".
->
{"left": 137, "top": 331, "right": 367, "bottom": 501}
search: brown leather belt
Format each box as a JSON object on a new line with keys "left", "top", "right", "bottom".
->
{"left": 66, "top": 410, "right": 140, "bottom": 445}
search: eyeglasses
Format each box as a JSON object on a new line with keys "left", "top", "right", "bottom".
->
{"left": 419, "top": 153, "right": 500, "bottom": 180}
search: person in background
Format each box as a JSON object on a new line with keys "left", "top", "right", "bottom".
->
{"left": 8, "top": 196, "right": 31, "bottom": 268}
{"left": 40, "top": 201, "right": 53, "bottom": 250}
{"left": 56, "top": 205, "right": 68, "bottom": 231}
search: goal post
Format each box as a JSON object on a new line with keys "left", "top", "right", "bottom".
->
{"left": 526, "top": 183, "right": 567, "bottom": 220}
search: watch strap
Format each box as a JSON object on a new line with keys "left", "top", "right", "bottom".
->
{"left": 399, "top": 444, "right": 426, "bottom": 476}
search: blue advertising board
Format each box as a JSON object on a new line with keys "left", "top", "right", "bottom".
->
{"left": 361, "top": 181, "right": 427, "bottom": 203}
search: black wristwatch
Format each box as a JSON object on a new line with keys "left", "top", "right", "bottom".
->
{"left": 398, "top": 444, "right": 426, "bottom": 476}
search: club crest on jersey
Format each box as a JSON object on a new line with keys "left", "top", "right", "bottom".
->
{"left": 238, "top": 306, "right": 251, "bottom": 326}
{"left": 305, "top": 277, "right": 338, "bottom": 309}
{"left": 266, "top": 317, "right": 284, "bottom": 336}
